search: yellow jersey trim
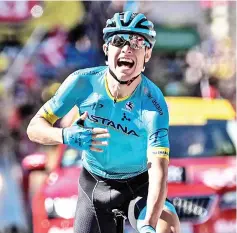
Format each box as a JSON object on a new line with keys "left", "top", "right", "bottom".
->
{"left": 147, "top": 147, "right": 169, "bottom": 161}
{"left": 104, "top": 75, "right": 131, "bottom": 102}
{"left": 41, "top": 104, "right": 59, "bottom": 125}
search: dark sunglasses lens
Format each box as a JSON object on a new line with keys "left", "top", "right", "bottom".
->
{"left": 111, "top": 35, "right": 126, "bottom": 47}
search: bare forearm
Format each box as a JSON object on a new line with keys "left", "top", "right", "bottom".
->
{"left": 27, "top": 116, "right": 63, "bottom": 145}
{"left": 144, "top": 167, "right": 167, "bottom": 228}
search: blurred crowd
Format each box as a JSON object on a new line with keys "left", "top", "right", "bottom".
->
{"left": 0, "top": 0, "right": 236, "bottom": 161}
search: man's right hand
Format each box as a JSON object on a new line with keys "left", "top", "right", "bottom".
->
{"left": 62, "top": 112, "right": 110, "bottom": 152}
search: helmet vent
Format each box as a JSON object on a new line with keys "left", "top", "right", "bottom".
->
{"left": 135, "top": 18, "right": 149, "bottom": 29}
{"left": 121, "top": 12, "right": 139, "bottom": 26}
{"left": 131, "top": 13, "right": 139, "bottom": 20}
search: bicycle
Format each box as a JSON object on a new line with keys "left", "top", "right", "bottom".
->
{"left": 112, "top": 209, "right": 127, "bottom": 233}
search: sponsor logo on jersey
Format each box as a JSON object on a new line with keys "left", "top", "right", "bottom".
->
{"left": 41, "top": 105, "right": 59, "bottom": 125}
{"left": 88, "top": 114, "right": 138, "bottom": 137}
{"left": 121, "top": 113, "right": 131, "bottom": 121}
{"left": 148, "top": 147, "right": 169, "bottom": 160}
{"left": 152, "top": 149, "right": 169, "bottom": 156}
{"left": 91, "top": 102, "right": 104, "bottom": 110}
{"left": 149, "top": 128, "right": 168, "bottom": 143}
{"left": 71, "top": 68, "right": 103, "bottom": 76}
{"left": 125, "top": 101, "right": 134, "bottom": 111}
{"left": 146, "top": 92, "right": 163, "bottom": 115}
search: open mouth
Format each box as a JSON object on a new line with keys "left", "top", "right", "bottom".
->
{"left": 117, "top": 58, "right": 134, "bottom": 68}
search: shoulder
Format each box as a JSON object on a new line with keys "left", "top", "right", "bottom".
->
{"left": 140, "top": 76, "right": 169, "bottom": 131}
{"left": 141, "top": 76, "right": 167, "bottom": 115}
{"left": 53, "top": 66, "right": 106, "bottom": 98}
{"left": 62, "top": 66, "right": 107, "bottom": 89}
{"left": 70, "top": 66, "right": 108, "bottom": 79}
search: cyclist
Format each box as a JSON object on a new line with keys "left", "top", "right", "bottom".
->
{"left": 27, "top": 11, "right": 180, "bottom": 233}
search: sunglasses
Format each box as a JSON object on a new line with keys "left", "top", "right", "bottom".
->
{"left": 108, "top": 34, "right": 150, "bottom": 50}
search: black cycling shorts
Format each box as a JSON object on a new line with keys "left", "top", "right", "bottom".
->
{"left": 74, "top": 167, "right": 175, "bottom": 233}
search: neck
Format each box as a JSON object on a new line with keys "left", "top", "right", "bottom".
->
{"left": 106, "top": 71, "right": 142, "bottom": 99}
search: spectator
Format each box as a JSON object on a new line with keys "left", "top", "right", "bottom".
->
{"left": 35, "top": 26, "right": 67, "bottom": 82}
{"left": 63, "top": 23, "right": 103, "bottom": 73}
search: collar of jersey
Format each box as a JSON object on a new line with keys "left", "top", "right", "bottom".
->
{"left": 105, "top": 74, "right": 132, "bottom": 102}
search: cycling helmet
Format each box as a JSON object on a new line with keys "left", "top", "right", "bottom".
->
{"left": 103, "top": 11, "right": 156, "bottom": 48}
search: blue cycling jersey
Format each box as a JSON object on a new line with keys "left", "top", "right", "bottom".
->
{"left": 41, "top": 66, "right": 169, "bottom": 179}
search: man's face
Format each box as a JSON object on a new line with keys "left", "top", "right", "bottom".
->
{"left": 103, "top": 34, "right": 152, "bottom": 81}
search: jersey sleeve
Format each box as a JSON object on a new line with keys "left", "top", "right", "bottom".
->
{"left": 40, "top": 71, "right": 89, "bottom": 125}
{"left": 144, "top": 88, "right": 170, "bottom": 161}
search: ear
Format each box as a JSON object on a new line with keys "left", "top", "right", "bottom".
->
{"left": 144, "top": 48, "right": 152, "bottom": 63}
{"left": 103, "top": 44, "right": 108, "bottom": 55}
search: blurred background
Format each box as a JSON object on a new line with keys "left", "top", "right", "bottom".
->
{"left": 0, "top": 1, "right": 236, "bottom": 233}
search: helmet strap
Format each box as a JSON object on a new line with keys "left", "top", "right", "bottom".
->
{"left": 108, "top": 68, "right": 140, "bottom": 86}
{"left": 142, "top": 57, "right": 146, "bottom": 72}
{"left": 142, "top": 47, "right": 147, "bottom": 72}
